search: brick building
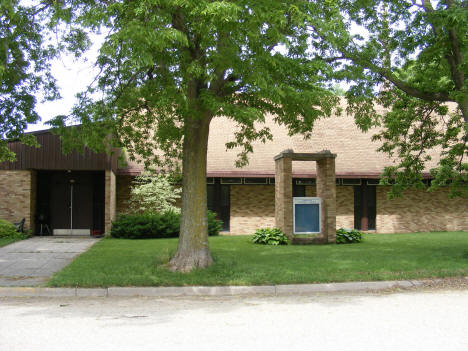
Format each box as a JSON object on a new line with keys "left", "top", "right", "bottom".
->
{"left": 1, "top": 110, "right": 467, "bottom": 236}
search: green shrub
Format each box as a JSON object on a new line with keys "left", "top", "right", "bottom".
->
{"left": 0, "top": 219, "right": 26, "bottom": 239}
{"left": 336, "top": 228, "right": 363, "bottom": 244}
{"left": 111, "top": 210, "right": 222, "bottom": 239}
{"left": 252, "top": 228, "right": 289, "bottom": 245}
{"left": 207, "top": 211, "right": 223, "bottom": 236}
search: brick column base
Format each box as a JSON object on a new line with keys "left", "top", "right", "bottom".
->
{"left": 275, "top": 156, "right": 293, "bottom": 239}
{"left": 317, "top": 158, "right": 336, "bottom": 243}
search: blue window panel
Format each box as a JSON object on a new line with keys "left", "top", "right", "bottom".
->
{"left": 295, "top": 204, "right": 320, "bottom": 233}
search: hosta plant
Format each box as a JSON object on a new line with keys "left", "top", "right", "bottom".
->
{"left": 336, "top": 228, "right": 363, "bottom": 244}
{"left": 252, "top": 228, "right": 289, "bottom": 246}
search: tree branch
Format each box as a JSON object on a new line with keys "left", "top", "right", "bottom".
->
{"left": 308, "top": 22, "right": 452, "bottom": 102}
{"left": 342, "top": 50, "right": 452, "bottom": 102}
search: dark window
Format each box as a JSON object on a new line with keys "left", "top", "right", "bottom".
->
{"left": 343, "top": 178, "right": 362, "bottom": 186}
{"left": 244, "top": 177, "right": 268, "bottom": 184}
{"left": 207, "top": 185, "right": 216, "bottom": 210}
{"left": 293, "top": 184, "right": 306, "bottom": 197}
{"left": 295, "top": 179, "right": 315, "bottom": 185}
{"left": 220, "top": 177, "right": 242, "bottom": 184}
{"left": 354, "top": 183, "right": 376, "bottom": 230}
{"left": 207, "top": 179, "right": 230, "bottom": 231}
{"left": 366, "top": 179, "right": 380, "bottom": 185}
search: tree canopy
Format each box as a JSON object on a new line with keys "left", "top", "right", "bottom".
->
{"left": 0, "top": 0, "right": 91, "bottom": 161}
{"left": 51, "top": 0, "right": 339, "bottom": 163}
{"left": 48, "top": 0, "right": 339, "bottom": 271}
{"left": 306, "top": 0, "right": 467, "bottom": 197}
{"left": 0, "top": 1, "right": 54, "bottom": 161}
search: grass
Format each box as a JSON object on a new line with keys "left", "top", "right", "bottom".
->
{"left": 48, "top": 231, "right": 468, "bottom": 287}
{"left": 0, "top": 236, "right": 25, "bottom": 248}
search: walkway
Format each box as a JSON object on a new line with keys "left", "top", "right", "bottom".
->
{"left": 0, "top": 236, "right": 99, "bottom": 286}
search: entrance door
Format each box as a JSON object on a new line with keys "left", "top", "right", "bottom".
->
{"left": 50, "top": 172, "right": 94, "bottom": 235}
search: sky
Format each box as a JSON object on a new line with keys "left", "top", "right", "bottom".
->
{"left": 27, "top": 36, "right": 104, "bottom": 132}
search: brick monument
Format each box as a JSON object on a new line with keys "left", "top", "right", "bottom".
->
{"left": 274, "top": 149, "right": 337, "bottom": 244}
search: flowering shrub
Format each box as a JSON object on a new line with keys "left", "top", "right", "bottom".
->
{"left": 128, "top": 173, "right": 181, "bottom": 214}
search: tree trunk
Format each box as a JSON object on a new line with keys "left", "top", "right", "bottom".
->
{"left": 169, "top": 114, "right": 213, "bottom": 272}
{"left": 460, "top": 98, "right": 468, "bottom": 124}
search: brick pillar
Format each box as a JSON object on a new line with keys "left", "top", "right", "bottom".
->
{"left": 316, "top": 157, "right": 337, "bottom": 243}
{"left": 275, "top": 156, "right": 293, "bottom": 239}
{"left": 105, "top": 170, "right": 116, "bottom": 235}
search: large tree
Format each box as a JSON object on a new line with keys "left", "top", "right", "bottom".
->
{"left": 307, "top": 0, "right": 467, "bottom": 197}
{"left": 50, "top": 1, "right": 338, "bottom": 272}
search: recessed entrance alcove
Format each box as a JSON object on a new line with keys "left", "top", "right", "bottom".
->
{"left": 274, "top": 149, "right": 337, "bottom": 244}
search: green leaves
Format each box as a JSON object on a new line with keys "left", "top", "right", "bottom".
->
{"left": 200, "top": 1, "right": 240, "bottom": 23}
{"left": 0, "top": 1, "right": 93, "bottom": 162}
{"left": 252, "top": 228, "right": 289, "bottom": 245}
{"left": 307, "top": 0, "right": 468, "bottom": 197}
{"left": 0, "top": 1, "right": 53, "bottom": 160}
{"left": 336, "top": 228, "right": 363, "bottom": 244}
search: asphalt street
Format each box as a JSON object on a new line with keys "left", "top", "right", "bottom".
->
{"left": 1, "top": 288, "right": 468, "bottom": 351}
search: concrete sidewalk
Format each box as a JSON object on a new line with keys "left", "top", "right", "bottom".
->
{"left": 0, "top": 236, "right": 100, "bottom": 286}
{"left": 0, "top": 279, "right": 436, "bottom": 298}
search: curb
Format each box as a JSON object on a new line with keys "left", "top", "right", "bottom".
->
{"left": 0, "top": 280, "right": 424, "bottom": 298}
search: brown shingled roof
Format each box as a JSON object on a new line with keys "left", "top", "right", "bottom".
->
{"left": 118, "top": 102, "right": 445, "bottom": 178}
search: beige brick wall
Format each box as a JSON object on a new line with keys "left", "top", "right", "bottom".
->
{"left": 116, "top": 175, "right": 133, "bottom": 215}
{"left": 336, "top": 186, "right": 354, "bottom": 229}
{"left": 230, "top": 185, "right": 276, "bottom": 235}
{"left": 377, "top": 186, "right": 468, "bottom": 233}
{"left": 307, "top": 185, "right": 467, "bottom": 233}
{"left": 0, "top": 170, "right": 36, "bottom": 231}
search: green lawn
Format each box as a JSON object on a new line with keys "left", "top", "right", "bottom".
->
{"left": 0, "top": 237, "right": 22, "bottom": 247}
{"left": 48, "top": 231, "right": 468, "bottom": 287}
